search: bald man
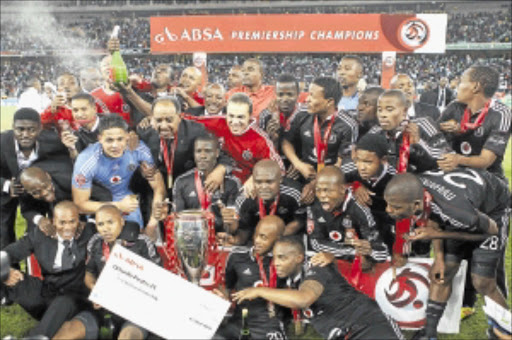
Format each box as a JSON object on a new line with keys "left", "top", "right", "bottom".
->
{"left": 2, "top": 201, "right": 95, "bottom": 338}
{"left": 214, "top": 215, "right": 287, "bottom": 340}
{"left": 176, "top": 66, "right": 204, "bottom": 108}
{"left": 384, "top": 171, "right": 510, "bottom": 339}
{"left": 298, "top": 166, "right": 388, "bottom": 267}
{"left": 390, "top": 73, "right": 440, "bottom": 121}
{"left": 225, "top": 159, "right": 304, "bottom": 246}
{"left": 79, "top": 67, "right": 102, "bottom": 93}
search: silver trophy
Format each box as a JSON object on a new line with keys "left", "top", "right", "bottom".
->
{"left": 174, "top": 210, "right": 210, "bottom": 285}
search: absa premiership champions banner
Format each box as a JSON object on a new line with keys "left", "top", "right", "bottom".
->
{"left": 150, "top": 14, "right": 447, "bottom": 54}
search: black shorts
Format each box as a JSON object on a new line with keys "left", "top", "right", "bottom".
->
{"left": 73, "top": 309, "right": 148, "bottom": 340}
{"left": 444, "top": 210, "right": 510, "bottom": 278}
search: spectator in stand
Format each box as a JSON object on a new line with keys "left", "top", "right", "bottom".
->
{"left": 226, "top": 58, "right": 276, "bottom": 120}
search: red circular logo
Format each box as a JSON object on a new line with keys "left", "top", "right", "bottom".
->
{"left": 398, "top": 18, "right": 430, "bottom": 49}
{"left": 329, "top": 231, "right": 342, "bottom": 241}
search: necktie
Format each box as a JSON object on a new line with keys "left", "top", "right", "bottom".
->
{"left": 438, "top": 88, "right": 445, "bottom": 107}
{"left": 61, "top": 240, "right": 74, "bottom": 271}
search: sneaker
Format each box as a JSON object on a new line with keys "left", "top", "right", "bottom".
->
{"left": 460, "top": 306, "right": 476, "bottom": 320}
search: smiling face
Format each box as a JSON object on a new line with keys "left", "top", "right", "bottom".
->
{"left": 22, "top": 173, "right": 56, "bottom": 203}
{"left": 204, "top": 85, "right": 225, "bottom": 115}
{"left": 377, "top": 95, "right": 407, "bottom": 131}
{"left": 226, "top": 102, "right": 251, "bottom": 135}
{"left": 96, "top": 208, "right": 124, "bottom": 244}
{"left": 253, "top": 222, "right": 279, "bottom": 256}
{"left": 276, "top": 82, "right": 298, "bottom": 115}
{"left": 54, "top": 206, "right": 79, "bottom": 241}
{"left": 179, "top": 67, "right": 202, "bottom": 94}
{"left": 315, "top": 175, "right": 345, "bottom": 212}
{"left": 151, "top": 101, "right": 181, "bottom": 140}
{"left": 194, "top": 139, "right": 219, "bottom": 173}
{"left": 98, "top": 128, "right": 128, "bottom": 158}
{"left": 13, "top": 119, "right": 41, "bottom": 151}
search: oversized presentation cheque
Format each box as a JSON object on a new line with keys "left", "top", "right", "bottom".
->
{"left": 89, "top": 245, "right": 231, "bottom": 339}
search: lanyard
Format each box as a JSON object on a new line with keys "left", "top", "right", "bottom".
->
{"left": 460, "top": 100, "right": 491, "bottom": 133}
{"left": 313, "top": 115, "right": 335, "bottom": 172}
{"left": 280, "top": 107, "right": 296, "bottom": 131}
{"left": 255, "top": 253, "right": 277, "bottom": 318}
{"left": 102, "top": 242, "right": 111, "bottom": 262}
{"left": 160, "top": 136, "right": 178, "bottom": 188}
{"left": 412, "top": 190, "right": 432, "bottom": 228}
{"left": 194, "top": 170, "right": 211, "bottom": 210}
{"left": 258, "top": 196, "right": 279, "bottom": 218}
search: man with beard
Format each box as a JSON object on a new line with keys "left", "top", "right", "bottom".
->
{"left": 79, "top": 67, "right": 102, "bottom": 93}
{"left": 299, "top": 166, "right": 388, "bottom": 267}
{"left": 193, "top": 93, "right": 284, "bottom": 188}
{"left": 40, "top": 73, "right": 81, "bottom": 132}
{"left": 390, "top": 73, "right": 440, "bottom": 122}
{"left": 258, "top": 74, "right": 300, "bottom": 164}
{"left": 368, "top": 90, "right": 450, "bottom": 173}
{"left": 355, "top": 86, "right": 384, "bottom": 139}
{"left": 186, "top": 83, "right": 227, "bottom": 116}
{"left": 173, "top": 134, "right": 241, "bottom": 233}
{"left": 384, "top": 172, "right": 510, "bottom": 340}
{"left": 336, "top": 55, "right": 364, "bottom": 119}
{"left": 225, "top": 58, "right": 275, "bottom": 120}
{"left": 282, "top": 77, "right": 357, "bottom": 203}
{"left": 227, "top": 65, "right": 243, "bottom": 90}
{"left": 221, "top": 160, "right": 304, "bottom": 246}
{"left": 232, "top": 236, "right": 403, "bottom": 340}
{"left": 214, "top": 216, "right": 287, "bottom": 340}
{"left": 0, "top": 108, "right": 66, "bottom": 249}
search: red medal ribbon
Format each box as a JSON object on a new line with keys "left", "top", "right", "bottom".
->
{"left": 258, "top": 196, "right": 279, "bottom": 218}
{"left": 394, "top": 126, "right": 411, "bottom": 256}
{"left": 160, "top": 136, "right": 178, "bottom": 184}
{"left": 280, "top": 107, "right": 296, "bottom": 131}
{"left": 102, "top": 242, "right": 111, "bottom": 262}
{"left": 314, "top": 114, "right": 335, "bottom": 172}
{"left": 194, "top": 170, "right": 211, "bottom": 211}
{"left": 397, "top": 130, "right": 410, "bottom": 173}
{"left": 460, "top": 100, "right": 491, "bottom": 133}
{"left": 255, "top": 253, "right": 277, "bottom": 317}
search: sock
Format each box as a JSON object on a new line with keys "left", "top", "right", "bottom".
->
{"left": 425, "top": 299, "right": 447, "bottom": 338}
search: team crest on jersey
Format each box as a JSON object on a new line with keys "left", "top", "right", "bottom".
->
{"left": 128, "top": 163, "right": 137, "bottom": 172}
{"left": 253, "top": 280, "right": 264, "bottom": 288}
{"left": 75, "top": 174, "right": 87, "bottom": 188}
{"left": 307, "top": 218, "right": 315, "bottom": 234}
{"left": 110, "top": 175, "right": 122, "bottom": 184}
{"left": 328, "top": 135, "right": 337, "bottom": 143}
{"left": 329, "top": 230, "right": 343, "bottom": 241}
{"left": 242, "top": 150, "right": 253, "bottom": 161}
{"left": 122, "top": 103, "right": 131, "bottom": 113}
{"left": 460, "top": 141, "right": 472, "bottom": 155}
{"left": 303, "top": 308, "right": 314, "bottom": 319}
{"left": 475, "top": 126, "right": 484, "bottom": 137}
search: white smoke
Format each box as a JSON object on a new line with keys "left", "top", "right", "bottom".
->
{"left": 1, "top": 1, "right": 103, "bottom": 74}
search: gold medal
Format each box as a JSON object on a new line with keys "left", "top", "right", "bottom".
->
{"left": 294, "top": 319, "right": 304, "bottom": 335}
{"left": 268, "top": 302, "right": 276, "bottom": 318}
{"left": 168, "top": 174, "right": 173, "bottom": 189}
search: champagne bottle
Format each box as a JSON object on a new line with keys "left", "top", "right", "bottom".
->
{"left": 110, "top": 25, "right": 128, "bottom": 85}
{"left": 239, "top": 308, "right": 251, "bottom": 340}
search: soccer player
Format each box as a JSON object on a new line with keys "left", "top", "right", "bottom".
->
{"left": 384, "top": 172, "right": 510, "bottom": 339}
{"left": 355, "top": 86, "right": 384, "bottom": 139}
{"left": 300, "top": 166, "right": 388, "bottom": 268}
{"left": 282, "top": 77, "right": 357, "bottom": 202}
{"left": 232, "top": 236, "right": 404, "bottom": 340}
{"left": 54, "top": 205, "right": 160, "bottom": 340}
{"left": 173, "top": 134, "right": 241, "bottom": 233}
{"left": 369, "top": 89, "right": 451, "bottom": 172}
{"left": 193, "top": 93, "right": 284, "bottom": 186}
{"left": 223, "top": 159, "right": 304, "bottom": 245}
{"left": 438, "top": 65, "right": 511, "bottom": 183}
{"left": 390, "top": 73, "right": 440, "bottom": 122}
{"left": 336, "top": 55, "right": 364, "bottom": 118}
{"left": 2, "top": 201, "right": 95, "bottom": 338}
{"left": 341, "top": 133, "right": 396, "bottom": 251}
{"left": 72, "top": 114, "right": 166, "bottom": 234}
{"left": 214, "top": 216, "right": 287, "bottom": 340}
{"left": 225, "top": 58, "right": 276, "bottom": 119}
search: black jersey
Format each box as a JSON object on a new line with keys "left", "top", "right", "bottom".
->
{"left": 172, "top": 168, "right": 241, "bottom": 232}
{"left": 298, "top": 263, "right": 401, "bottom": 339}
{"left": 283, "top": 110, "right": 358, "bottom": 168}
{"left": 85, "top": 234, "right": 161, "bottom": 277}
{"left": 440, "top": 100, "right": 511, "bottom": 181}
{"left": 419, "top": 168, "right": 511, "bottom": 234}
{"left": 368, "top": 117, "right": 451, "bottom": 173}
{"left": 235, "top": 178, "right": 305, "bottom": 236}
{"left": 301, "top": 196, "right": 388, "bottom": 262}
{"left": 224, "top": 247, "right": 285, "bottom": 333}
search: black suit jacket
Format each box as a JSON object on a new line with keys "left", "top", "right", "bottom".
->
{"left": 420, "top": 87, "right": 453, "bottom": 107}
{"left": 413, "top": 102, "right": 441, "bottom": 122}
{"left": 0, "top": 129, "right": 66, "bottom": 206}
{"left": 4, "top": 223, "right": 95, "bottom": 296}
{"left": 185, "top": 106, "right": 226, "bottom": 117}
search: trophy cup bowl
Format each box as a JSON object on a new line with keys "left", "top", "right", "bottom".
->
{"left": 174, "top": 210, "right": 209, "bottom": 285}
